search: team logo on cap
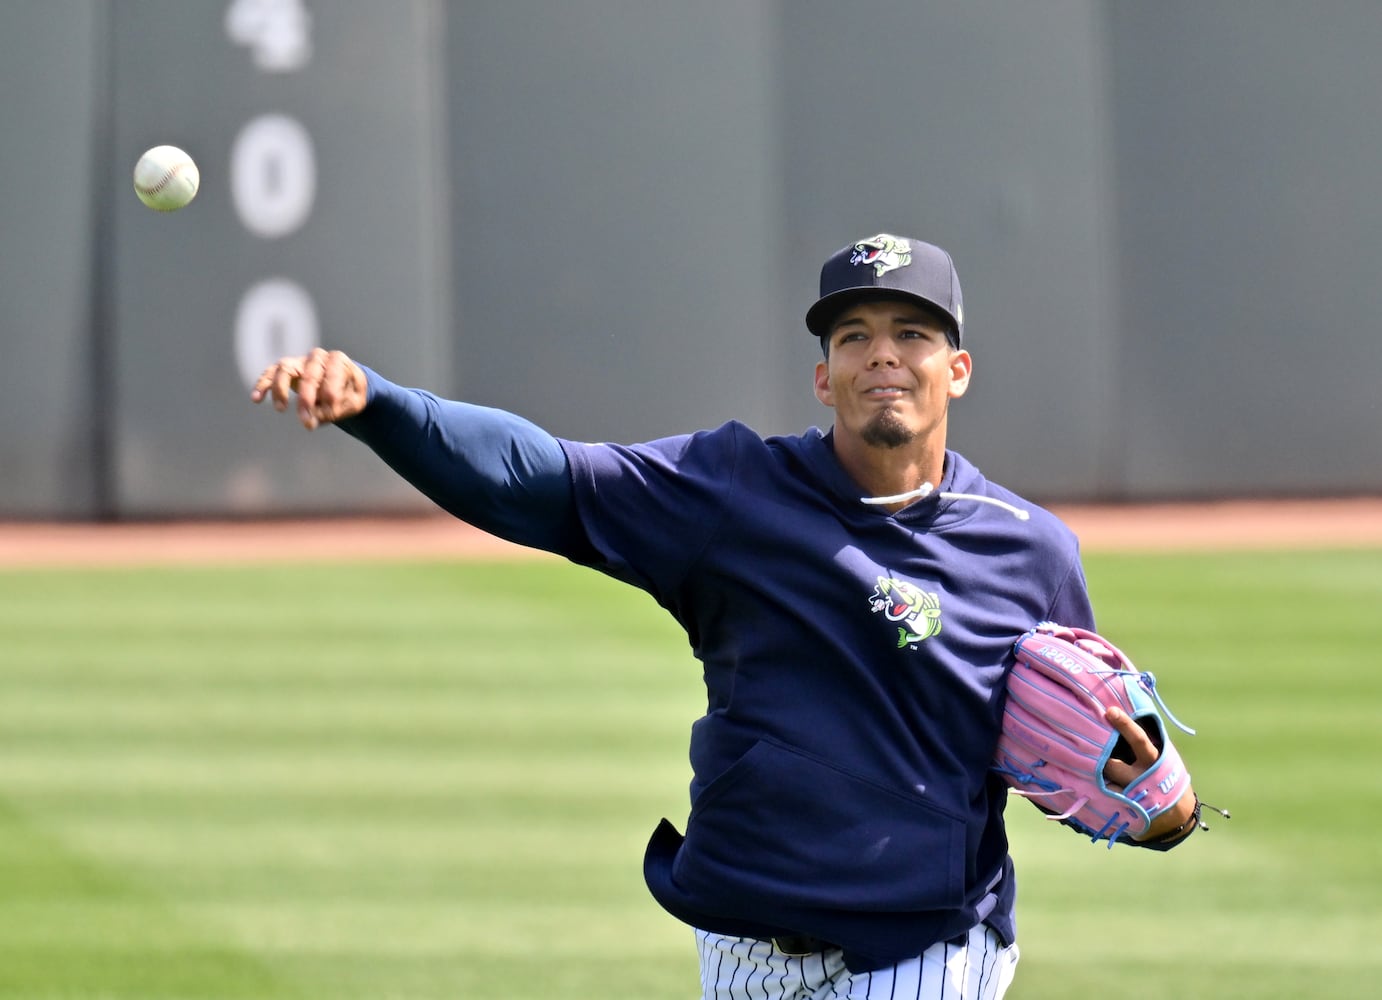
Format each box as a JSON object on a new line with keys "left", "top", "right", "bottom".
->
{"left": 850, "top": 234, "right": 912, "bottom": 277}
{"left": 869, "top": 576, "right": 942, "bottom": 648}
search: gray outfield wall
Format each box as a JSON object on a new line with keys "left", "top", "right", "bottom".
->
{"left": 3, "top": 1, "right": 1379, "bottom": 519}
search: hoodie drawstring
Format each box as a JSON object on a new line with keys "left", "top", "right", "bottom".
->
{"left": 860, "top": 482, "right": 1030, "bottom": 520}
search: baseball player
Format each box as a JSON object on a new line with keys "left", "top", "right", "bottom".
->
{"left": 252, "top": 233, "right": 1200, "bottom": 998}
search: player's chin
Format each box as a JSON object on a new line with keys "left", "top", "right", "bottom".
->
{"left": 859, "top": 411, "right": 917, "bottom": 449}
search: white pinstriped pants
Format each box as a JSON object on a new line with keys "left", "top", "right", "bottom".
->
{"left": 695, "top": 923, "right": 1019, "bottom": 1000}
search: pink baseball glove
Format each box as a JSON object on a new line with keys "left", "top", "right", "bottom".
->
{"left": 994, "top": 622, "right": 1195, "bottom": 847}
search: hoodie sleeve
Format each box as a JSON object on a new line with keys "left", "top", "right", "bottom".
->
{"left": 1043, "top": 553, "right": 1097, "bottom": 631}
{"left": 335, "top": 367, "right": 586, "bottom": 556}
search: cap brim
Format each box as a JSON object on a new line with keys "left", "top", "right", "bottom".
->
{"left": 805, "top": 288, "right": 954, "bottom": 339}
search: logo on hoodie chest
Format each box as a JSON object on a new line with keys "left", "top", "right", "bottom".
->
{"left": 869, "top": 576, "right": 943, "bottom": 648}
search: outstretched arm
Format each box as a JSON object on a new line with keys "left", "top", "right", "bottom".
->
{"left": 250, "top": 349, "right": 584, "bottom": 556}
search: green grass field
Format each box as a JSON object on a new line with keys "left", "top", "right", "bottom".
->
{"left": 1, "top": 548, "right": 1378, "bottom": 998}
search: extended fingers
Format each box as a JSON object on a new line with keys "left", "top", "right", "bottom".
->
{"left": 1107, "top": 706, "right": 1159, "bottom": 763}
{"left": 250, "top": 354, "right": 307, "bottom": 410}
{"left": 1102, "top": 706, "right": 1160, "bottom": 789}
{"left": 294, "top": 348, "right": 331, "bottom": 426}
{"left": 250, "top": 349, "right": 365, "bottom": 429}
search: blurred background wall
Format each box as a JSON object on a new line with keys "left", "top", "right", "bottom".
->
{"left": 2, "top": 0, "right": 1379, "bottom": 519}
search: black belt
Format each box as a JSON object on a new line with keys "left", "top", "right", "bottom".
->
{"left": 771, "top": 933, "right": 836, "bottom": 956}
{"left": 771, "top": 927, "right": 972, "bottom": 958}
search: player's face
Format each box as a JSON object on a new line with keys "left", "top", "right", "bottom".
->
{"left": 813, "top": 300, "right": 971, "bottom": 451}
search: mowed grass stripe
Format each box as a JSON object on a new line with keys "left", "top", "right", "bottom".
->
{"left": 1, "top": 550, "right": 1379, "bottom": 998}
{"left": 0, "top": 560, "right": 699, "bottom": 999}
{"left": 0, "top": 798, "right": 310, "bottom": 999}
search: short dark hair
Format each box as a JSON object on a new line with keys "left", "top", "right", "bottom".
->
{"left": 817, "top": 299, "right": 959, "bottom": 358}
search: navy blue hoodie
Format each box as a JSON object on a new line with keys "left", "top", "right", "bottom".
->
{"left": 343, "top": 374, "right": 1095, "bottom": 973}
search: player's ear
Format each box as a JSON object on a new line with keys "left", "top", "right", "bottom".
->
{"left": 947, "top": 349, "right": 972, "bottom": 399}
{"left": 813, "top": 359, "right": 834, "bottom": 406}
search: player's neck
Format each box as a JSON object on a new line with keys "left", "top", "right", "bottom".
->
{"left": 831, "top": 431, "right": 947, "bottom": 513}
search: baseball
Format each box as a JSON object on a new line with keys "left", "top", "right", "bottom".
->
{"left": 133, "top": 145, "right": 200, "bottom": 211}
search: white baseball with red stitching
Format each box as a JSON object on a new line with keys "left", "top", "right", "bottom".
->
{"left": 133, "top": 145, "right": 200, "bottom": 212}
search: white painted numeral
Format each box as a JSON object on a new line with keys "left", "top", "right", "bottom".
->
{"left": 224, "top": 0, "right": 313, "bottom": 73}
{"left": 235, "top": 278, "right": 320, "bottom": 389}
{"left": 230, "top": 114, "right": 317, "bottom": 239}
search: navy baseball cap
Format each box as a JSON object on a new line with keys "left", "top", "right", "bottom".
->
{"left": 805, "top": 234, "right": 964, "bottom": 345}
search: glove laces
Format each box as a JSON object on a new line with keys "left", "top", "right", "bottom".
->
{"left": 1080, "top": 666, "right": 1198, "bottom": 736}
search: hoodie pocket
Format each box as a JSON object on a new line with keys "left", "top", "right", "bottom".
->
{"left": 674, "top": 738, "right": 966, "bottom": 914}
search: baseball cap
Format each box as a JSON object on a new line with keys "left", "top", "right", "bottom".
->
{"left": 805, "top": 234, "right": 964, "bottom": 345}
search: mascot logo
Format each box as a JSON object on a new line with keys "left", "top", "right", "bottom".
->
{"left": 870, "top": 576, "right": 943, "bottom": 648}
{"left": 850, "top": 234, "right": 913, "bottom": 277}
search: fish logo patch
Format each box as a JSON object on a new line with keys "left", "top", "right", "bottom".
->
{"left": 850, "top": 234, "right": 912, "bottom": 277}
{"left": 869, "top": 576, "right": 943, "bottom": 648}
